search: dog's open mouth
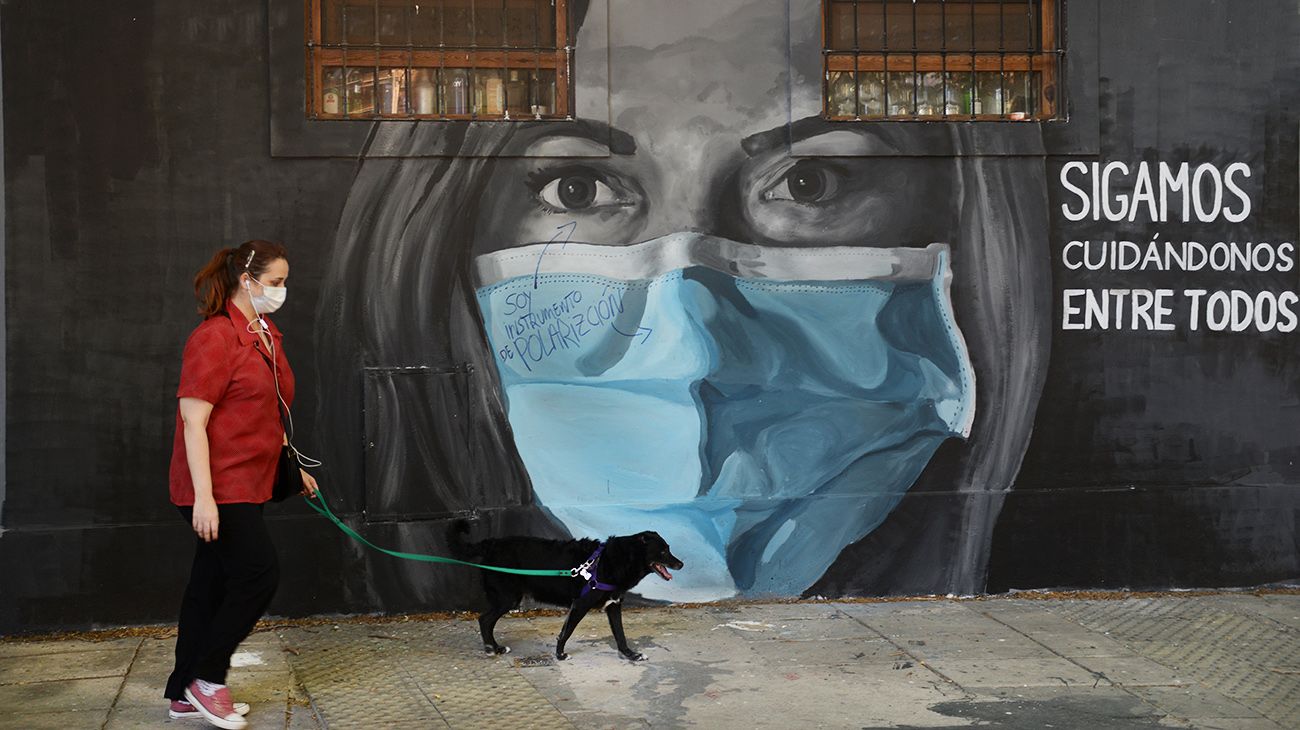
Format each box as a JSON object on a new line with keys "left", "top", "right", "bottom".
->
{"left": 652, "top": 563, "right": 674, "bottom": 581}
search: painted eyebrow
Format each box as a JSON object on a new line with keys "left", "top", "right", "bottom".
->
{"left": 741, "top": 117, "right": 898, "bottom": 157}
{"left": 515, "top": 119, "right": 638, "bottom": 155}
{"left": 742, "top": 117, "right": 830, "bottom": 156}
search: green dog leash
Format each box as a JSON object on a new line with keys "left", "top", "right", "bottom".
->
{"left": 303, "top": 487, "right": 574, "bottom": 578}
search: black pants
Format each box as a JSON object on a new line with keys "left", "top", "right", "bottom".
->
{"left": 165, "top": 503, "right": 280, "bottom": 700}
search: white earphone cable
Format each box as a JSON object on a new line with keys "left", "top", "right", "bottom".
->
{"left": 245, "top": 266, "right": 323, "bottom": 471}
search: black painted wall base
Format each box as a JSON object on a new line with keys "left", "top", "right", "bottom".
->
{"left": 2, "top": 484, "right": 1295, "bottom": 635}
{"left": 988, "top": 484, "right": 1299, "bottom": 592}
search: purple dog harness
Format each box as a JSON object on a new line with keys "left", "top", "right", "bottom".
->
{"left": 576, "top": 542, "right": 618, "bottom": 597}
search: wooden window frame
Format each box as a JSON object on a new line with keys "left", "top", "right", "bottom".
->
{"left": 822, "top": 0, "right": 1063, "bottom": 122}
{"left": 305, "top": 0, "right": 573, "bottom": 121}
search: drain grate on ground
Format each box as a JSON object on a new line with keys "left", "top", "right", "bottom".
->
{"left": 514, "top": 655, "right": 557, "bottom": 668}
{"left": 1052, "top": 597, "right": 1300, "bottom": 725}
{"left": 282, "top": 622, "right": 572, "bottom": 729}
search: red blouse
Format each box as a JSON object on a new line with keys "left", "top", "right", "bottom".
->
{"left": 169, "top": 300, "right": 296, "bottom": 506}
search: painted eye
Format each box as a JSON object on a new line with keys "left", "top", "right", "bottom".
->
{"left": 539, "top": 173, "right": 622, "bottom": 210}
{"left": 764, "top": 161, "right": 842, "bottom": 204}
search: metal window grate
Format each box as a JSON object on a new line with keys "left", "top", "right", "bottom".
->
{"left": 823, "top": 0, "right": 1064, "bottom": 121}
{"left": 306, "top": 0, "right": 571, "bottom": 121}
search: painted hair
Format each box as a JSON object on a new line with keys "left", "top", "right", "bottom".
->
{"left": 192, "top": 239, "right": 289, "bottom": 317}
{"left": 809, "top": 141, "right": 1051, "bottom": 598}
{"left": 314, "top": 2, "right": 599, "bottom": 609}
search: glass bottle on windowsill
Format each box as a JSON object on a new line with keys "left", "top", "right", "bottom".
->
{"left": 414, "top": 71, "right": 436, "bottom": 115}
{"left": 944, "top": 76, "right": 968, "bottom": 117}
{"left": 450, "top": 70, "right": 469, "bottom": 115}
{"left": 377, "top": 74, "right": 394, "bottom": 116}
{"left": 484, "top": 73, "right": 505, "bottom": 116}
{"left": 860, "top": 78, "right": 885, "bottom": 117}
{"left": 918, "top": 72, "right": 942, "bottom": 117}
{"left": 980, "top": 86, "right": 1003, "bottom": 118}
{"left": 347, "top": 83, "right": 364, "bottom": 115}
{"left": 529, "top": 70, "right": 555, "bottom": 118}
{"left": 830, "top": 73, "right": 856, "bottom": 118}
{"left": 323, "top": 88, "right": 340, "bottom": 115}
{"left": 321, "top": 68, "right": 343, "bottom": 115}
{"left": 505, "top": 70, "right": 528, "bottom": 120}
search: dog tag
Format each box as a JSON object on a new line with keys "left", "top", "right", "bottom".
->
{"left": 578, "top": 567, "right": 593, "bottom": 581}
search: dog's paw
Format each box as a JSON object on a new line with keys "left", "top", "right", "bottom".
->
{"left": 623, "top": 651, "right": 646, "bottom": 662}
{"left": 484, "top": 645, "right": 510, "bottom": 655}
{"left": 556, "top": 651, "right": 569, "bottom": 661}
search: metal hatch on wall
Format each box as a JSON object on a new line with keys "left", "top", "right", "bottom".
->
{"left": 362, "top": 364, "right": 492, "bottom": 522}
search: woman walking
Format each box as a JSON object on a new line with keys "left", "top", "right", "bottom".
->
{"left": 164, "top": 239, "right": 317, "bottom": 728}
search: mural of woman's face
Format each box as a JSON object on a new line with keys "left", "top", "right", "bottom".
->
{"left": 476, "top": 2, "right": 956, "bottom": 253}
{"left": 471, "top": 1, "right": 977, "bottom": 601}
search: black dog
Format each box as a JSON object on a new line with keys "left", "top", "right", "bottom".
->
{"left": 452, "top": 523, "right": 683, "bottom": 661}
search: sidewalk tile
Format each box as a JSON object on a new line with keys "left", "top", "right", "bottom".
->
{"left": 0, "top": 637, "right": 142, "bottom": 659}
{"left": 0, "top": 647, "right": 137, "bottom": 685}
{"left": 0, "top": 675, "right": 121, "bottom": 713}
{"left": 1072, "top": 654, "right": 1194, "bottom": 687}
{"left": 925, "top": 655, "right": 1109, "bottom": 689}
{"left": 1131, "top": 685, "right": 1265, "bottom": 719}
{"left": 0, "top": 709, "right": 111, "bottom": 729}
{"left": 1020, "top": 630, "right": 1137, "bottom": 657}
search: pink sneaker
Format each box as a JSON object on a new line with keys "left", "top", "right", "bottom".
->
{"left": 170, "top": 698, "right": 250, "bottom": 719}
{"left": 183, "top": 680, "right": 248, "bottom": 729}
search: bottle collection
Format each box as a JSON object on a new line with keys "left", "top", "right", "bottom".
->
{"left": 828, "top": 70, "right": 1035, "bottom": 119}
{"left": 319, "top": 66, "right": 557, "bottom": 119}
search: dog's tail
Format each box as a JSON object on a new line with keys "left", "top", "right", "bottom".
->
{"left": 448, "top": 518, "right": 483, "bottom": 561}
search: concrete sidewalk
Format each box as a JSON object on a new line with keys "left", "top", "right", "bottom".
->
{"left": 1, "top": 593, "right": 1297, "bottom": 729}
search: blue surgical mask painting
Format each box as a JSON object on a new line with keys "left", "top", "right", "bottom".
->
{"left": 474, "top": 233, "right": 976, "bottom": 601}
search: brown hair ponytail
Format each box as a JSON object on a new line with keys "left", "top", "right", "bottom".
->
{"left": 192, "top": 239, "right": 290, "bottom": 317}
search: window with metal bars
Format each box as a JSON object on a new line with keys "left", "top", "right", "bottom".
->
{"left": 306, "top": 0, "right": 572, "bottom": 120}
{"left": 824, "top": 0, "right": 1062, "bottom": 120}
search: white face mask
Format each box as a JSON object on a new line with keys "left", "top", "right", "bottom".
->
{"left": 246, "top": 277, "right": 287, "bottom": 314}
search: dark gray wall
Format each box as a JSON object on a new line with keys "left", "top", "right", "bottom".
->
{"left": 1, "top": 0, "right": 356, "bottom": 632}
{"left": 1, "top": 0, "right": 1297, "bottom": 634}
{"left": 0, "top": 1, "right": 7, "bottom": 532}
{"left": 988, "top": 0, "right": 1300, "bottom": 591}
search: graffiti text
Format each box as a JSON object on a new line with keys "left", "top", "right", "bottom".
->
{"left": 497, "top": 288, "right": 628, "bottom": 370}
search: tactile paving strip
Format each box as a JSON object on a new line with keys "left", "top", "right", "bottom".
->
{"left": 1052, "top": 597, "right": 1300, "bottom": 725}
{"left": 281, "top": 622, "right": 572, "bottom": 729}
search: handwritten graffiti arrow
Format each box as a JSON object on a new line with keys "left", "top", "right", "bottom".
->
{"left": 532, "top": 221, "right": 578, "bottom": 289}
{"left": 611, "top": 324, "right": 653, "bottom": 344}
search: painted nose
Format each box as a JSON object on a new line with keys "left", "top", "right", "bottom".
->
{"left": 638, "top": 143, "right": 742, "bottom": 239}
